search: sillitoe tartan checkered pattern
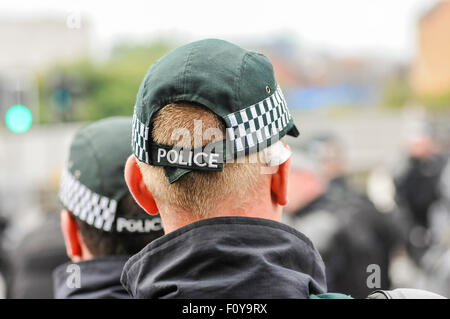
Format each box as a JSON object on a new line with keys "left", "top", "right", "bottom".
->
{"left": 59, "top": 169, "right": 117, "bottom": 232}
{"left": 132, "top": 113, "right": 150, "bottom": 164}
{"left": 226, "top": 85, "right": 292, "bottom": 154}
{"left": 132, "top": 85, "right": 292, "bottom": 164}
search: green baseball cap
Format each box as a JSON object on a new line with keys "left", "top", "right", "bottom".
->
{"left": 59, "top": 117, "right": 163, "bottom": 234}
{"left": 132, "top": 38, "right": 299, "bottom": 183}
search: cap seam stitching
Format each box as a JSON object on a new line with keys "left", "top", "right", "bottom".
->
{"left": 234, "top": 52, "right": 250, "bottom": 113}
{"left": 182, "top": 42, "right": 197, "bottom": 97}
{"left": 77, "top": 132, "right": 106, "bottom": 201}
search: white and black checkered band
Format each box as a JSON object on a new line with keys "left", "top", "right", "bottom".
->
{"left": 226, "top": 85, "right": 292, "bottom": 154}
{"left": 59, "top": 169, "right": 117, "bottom": 232}
{"left": 132, "top": 85, "right": 292, "bottom": 164}
{"left": 132, "top": 113, "right": 150, "bottom": 164}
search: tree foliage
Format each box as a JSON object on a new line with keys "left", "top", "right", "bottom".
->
{"left": 38, "top": 40, "right": 172, "bottom": 123}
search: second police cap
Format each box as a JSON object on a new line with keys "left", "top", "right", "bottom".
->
{"left": 132, "top": 38, "right": 300, "bottom": 183}
{"left": 59, "top": 117, "right": 162, "bottom": 234}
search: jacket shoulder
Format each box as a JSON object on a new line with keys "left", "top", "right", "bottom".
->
{"left": 309, "top": 293, "right": 353, "bottom": 299}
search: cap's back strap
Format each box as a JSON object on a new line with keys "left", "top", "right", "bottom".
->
{"left": 150, "top": 143, "right": 224, "bottom": 171}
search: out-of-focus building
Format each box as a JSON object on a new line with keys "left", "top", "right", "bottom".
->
{"left": 0, "top": 15, "right": 91, "bottom": 129}
{"left": 0, "top": 16, "right": 91, "bottom": 234}
{"left": 411, "top": 1, "right": 450, "bottom": 95}
{"left": 268, "top": 53, "right": 304, "bottom": 88}
{"left": 242, "top": 36, "right": 306, "bottom": 89}
{"left": 0, "top": 16, "right": 90, "bottom": 72}
{"left": 244, "top": 36, "right": 400, "bottom": 110}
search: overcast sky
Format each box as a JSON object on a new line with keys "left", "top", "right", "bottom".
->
{"left": 1, "top": 0, "right": 441, "bottom": 61}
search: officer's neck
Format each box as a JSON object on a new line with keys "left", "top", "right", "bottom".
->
{"left": 158, "top": 196, "right": 282, "bottom": 234}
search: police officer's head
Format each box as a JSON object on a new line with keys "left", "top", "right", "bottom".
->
{"left": 284, "top": 144, "right": 326, "bottom": 214}
{"left": 59, "top": 117, "right": 164, "bottom": 261}
{"left": 124, "top": 39, "right": 300, "bottom": 233}
{"left": 301, "top": 133, "right": 346, "bottom": 180}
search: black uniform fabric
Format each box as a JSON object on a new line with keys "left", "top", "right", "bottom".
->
{"left": 121, "top": 216, "right": 327, "bottom": 298}
{"left": 394, "top": 155, "right": 447, "bottom": 263}
{"left": 395, "top": 155, "right": 447, "bottom": 229}
{"left": 7, "top": 216, "right": 69, "bottom": 299}
{"left": 328, "top": 176, "right": 401, "bottom": 259}
{"left": 287, "top": 180, "right": 399, "bottom": 299}
{"left": 0, "top": 215, "right": 9, "bottom": 287}
{"left": 53, "top": 255, "right": 131, "bottom": 299}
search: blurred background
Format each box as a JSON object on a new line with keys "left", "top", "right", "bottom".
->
{"left": 1, "top": 0, "right": 450, "bottom": 298}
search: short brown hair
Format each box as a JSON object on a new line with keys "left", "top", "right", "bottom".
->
{"left": 138, "top": 103, "right": 265, "bottom": 218}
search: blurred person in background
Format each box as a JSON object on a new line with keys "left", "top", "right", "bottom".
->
{"left": 303, "top": 134, "right": 348, "bottom": 198}
{"left": 416, "top": 158, "right": 450, "bottom": 298}
{"left": 53, "top": 117, "right": 164, "bottom": 299}
{"left": 394, "top": 125, "right": 448, "bottom": 263}
{"left": 283, "top": 135, "right": 400, "bottom": 298}
{"left": 0, "top": 213, "right": 9, "bottom": 298}
{"left": 6, "top": 208, "right": 69, "bottom": 299}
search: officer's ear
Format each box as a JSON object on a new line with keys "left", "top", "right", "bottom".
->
{"left": 124, "top": 155, "right": 159, "bottom": 215}
{"left": 60, "top": 210, "right": 82, "bottom": 262}
{"left": 271, "top": 158, "right": 290, "bottom": 206}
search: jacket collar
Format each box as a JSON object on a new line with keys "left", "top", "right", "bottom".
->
{"left": 121, "top": 216, "right": 327, "bottom": 298}
{"left": 53, "top": 255, "right": 131, "bottom": 299}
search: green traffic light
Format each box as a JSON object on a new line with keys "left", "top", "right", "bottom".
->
{"left": 5, "top": 104, "right": 33, "bottom": 133}
{"left": 50, "top": 89, "right": 72, "bottom": 111}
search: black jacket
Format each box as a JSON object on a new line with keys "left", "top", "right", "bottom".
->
{"left": 286, "top": 184, "right": 400, "bottom": 298}
{"left": 121, "top": 216, "right": 327, "bottom": 298}
{"left": 53, "top": 256, "right": 131, "bottom": 299}
{"left": 7, "top": 216, "right": 69, "bottom": 299}
{"left": 395, "top": 155, "right": 447, "bottom": 228}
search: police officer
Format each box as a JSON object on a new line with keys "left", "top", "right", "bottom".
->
{"left": 0, "top": 213, "right": 9, "bottom": 298}
{"left": 415, "top": 158, "right": 450, "bottom": 297}
{"left": 121, "top": 39, "right": 330, "bottom": 298}
{"left": 283, "top": 140, "right": 400, "bottom": 298}
{"left": 394, "top": 129, "right": 447, "bottom": 262}
{"left": 53, "top": 117, "right": 164, "bottom": 299}
{"left": 6, "top": 214, "right": 69, "bottom": 298}
{"left": 288, "top": 133, "right": 402, "bottom": 297}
